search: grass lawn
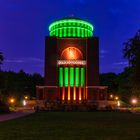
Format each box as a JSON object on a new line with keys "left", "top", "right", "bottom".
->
{"left": 0, "top": 111, "right": 140, "bottom": 140}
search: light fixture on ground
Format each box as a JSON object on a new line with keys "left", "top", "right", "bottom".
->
{"left": 117, "top": 101, "right": 120, "bottom": 107}
{"left": 23, "top": 100, "right": 27, "bottom": 106}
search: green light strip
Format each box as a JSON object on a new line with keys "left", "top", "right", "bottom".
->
{"left": 81, "top": 28, "right": 84, "bottom": 37}
{"left": 50, "top": 27, "right": 92, "bottom": 37}
{"left": 50, "top": 27, "right": 92, "bottom": 34}
{"left": 73, "top": 27, "right": 76, "bottom": 37}
{"left": 48, "top": 19, "right": 94, "bottom": 38}
{"left": 64, "top": 67, "right": 68, "bottom": 87}
{"left": 60, "top": 28, "right": 62, "bottom": 37}
{"left": 49, "top": 19, "right": 93, "bottom": 31}
{"left": 68, "top": 28, "right": 71, "bottom": 37}
{"left": 59, "top": 67, "right": 63, "bottom": 87}
{"left": 50, "top": 26, "right": 92, "bottom": 31}
{"left": 56, "top": 29, "right": 58, "bottom": 36}
{"left": 81, "top": 68, "right": 85, "bottom": 87}
{"left": 75, "top": 67, "right": 79, "bottom": 87}
{"left": 64, "top": 28, "right": 66, "bottom": 37}
{"left": 70, "top": 67, "right": 74, "bottom": 87}
{"left": 77, "top": 28, "right": 80, "bottom": 37}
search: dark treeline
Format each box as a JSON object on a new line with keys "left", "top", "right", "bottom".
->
{"left": 0, "top": 68, "right": 133, "bottom": 103}
{"left": 0, "top": 70, "right": 44, "bottom": 101}
{"left": 100, "top": 67, "right": 133, "bottom": 102}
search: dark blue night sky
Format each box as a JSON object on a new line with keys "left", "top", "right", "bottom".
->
{"left": 1, "top": 0, "right": 140, "bottom": 75}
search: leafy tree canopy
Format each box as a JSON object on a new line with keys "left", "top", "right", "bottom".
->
{"left": 123, "top": 29, "right": 140, "bottom": 85}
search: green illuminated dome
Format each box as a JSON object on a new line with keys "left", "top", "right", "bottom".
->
{"left": 49, "top": 17, "right": 94, "bottom": 38}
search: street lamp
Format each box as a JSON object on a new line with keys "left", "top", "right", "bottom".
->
{"left": 131, "top": 98, "right": 138, "bottom": 111}
{"left": 10, "top": 98, "right": 15, "bottom": 104}
{"left": 9, "top": 98, "right": 16, "bottom": 110}
{"left": 131, "top": 99, "right": 137, "bottom": 105}
{"left": 110, "top": 94, "right": 113, "bottom": 98}
{"left": 24, "top": 96, "right": 28, "bottom": 100}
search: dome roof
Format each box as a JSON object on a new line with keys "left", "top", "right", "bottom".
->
{"left": 59, "top": 16, "right": 84, "bottom": 20}
{"left": 49, "top": 17, "right": 94, "bottom": 38}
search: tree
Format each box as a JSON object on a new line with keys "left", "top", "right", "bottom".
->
{"left": 100, "top": 72, "right": 118, "bottom": 93}
{"left": 123, "top": 29, "right": 140, "bottom": 67}
{"left": 0, "top": 70, "right": 44, "bottom": 103}
{"left": 116, "top": 67, "right": 133, "bottom": 102}
{"left": 123, "top": 29, "right": 140, "bottom": 94}
{"left": 0, "top": 51, "right": 4, "bottom": 71}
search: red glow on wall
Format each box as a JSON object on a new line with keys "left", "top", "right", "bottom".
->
{"left": 79, "top": 87, "right": 81, "bottom": 100}
{"left": 68, "top": 86, "right": 70, "bottom": 101}
{"left": 73, "top": 86, "right": 76, "bottom": 100}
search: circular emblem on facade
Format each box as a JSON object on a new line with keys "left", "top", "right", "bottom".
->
{"left": 61, "top": 47, "right": 83, "bottom": 60}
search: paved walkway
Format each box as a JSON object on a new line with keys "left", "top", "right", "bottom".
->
{"left": 0, "top": 110, "right": 35, "bottom": 122}
{"left": 131, "top": 110, "right": 140, "bottom": 115}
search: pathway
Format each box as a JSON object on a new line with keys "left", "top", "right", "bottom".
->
{"left": 0, "top": 110, "right": 35, "bottom": 122}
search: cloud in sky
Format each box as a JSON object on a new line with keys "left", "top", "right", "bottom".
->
{"left": 5, "top": 60, "right": 24, "bottom": 63}
{"left": 113, "top": 61, "right": 128, "bottom": 66}
{"left": 100, "top": 49, "right": 108, "bottom": 54}
{"left": 99, "top": 49, "right": 108, "bottom": 59}
{"left": 5, "top": 57, "right": 44, "bottom": 63}
{"left": 24, "top": 57, "right": 44, "bottom": 62}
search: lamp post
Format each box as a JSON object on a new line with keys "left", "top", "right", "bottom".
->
{"left": 9, "top": 98, "right": 16, "bottom": 111}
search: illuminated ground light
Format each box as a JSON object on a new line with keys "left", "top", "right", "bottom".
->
{"left": 117, "top": 101, "right": 120, "bottom": 107}
{"left": 23, "top": 100, "right": 27, "bottom": 106}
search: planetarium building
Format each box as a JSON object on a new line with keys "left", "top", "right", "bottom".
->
{"left": 36, "top": 17, "right": 107, "bottom": 110}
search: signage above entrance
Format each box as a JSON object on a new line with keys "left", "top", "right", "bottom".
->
{"left": 57, "top": 60, "right": 86, "bottom": 65}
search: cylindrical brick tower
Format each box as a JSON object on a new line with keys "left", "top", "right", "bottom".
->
{"left": 36, "top": 17, "right": 107, "bottom": 108}
{"left": 44, "top": 17, "right": 99, "bottom": 103}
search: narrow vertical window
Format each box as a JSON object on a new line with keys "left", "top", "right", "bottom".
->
{"left": 64, "top": 67, "right": 68, "bottom": 87}
{"left": 81, "top": 67, "right": 85, "bottom": 87}
{"left": 59, "top": 67, "right": 63, "bottom": 87}
{"left": 75, "top": 67, "right": 79, "bottom": 87}
{"left": 70, "top": 67, "right": 74, "bottom": 87}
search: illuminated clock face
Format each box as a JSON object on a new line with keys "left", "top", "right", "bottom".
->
{"left": 61, "top": 47, "right": 83, "bottom": 60}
